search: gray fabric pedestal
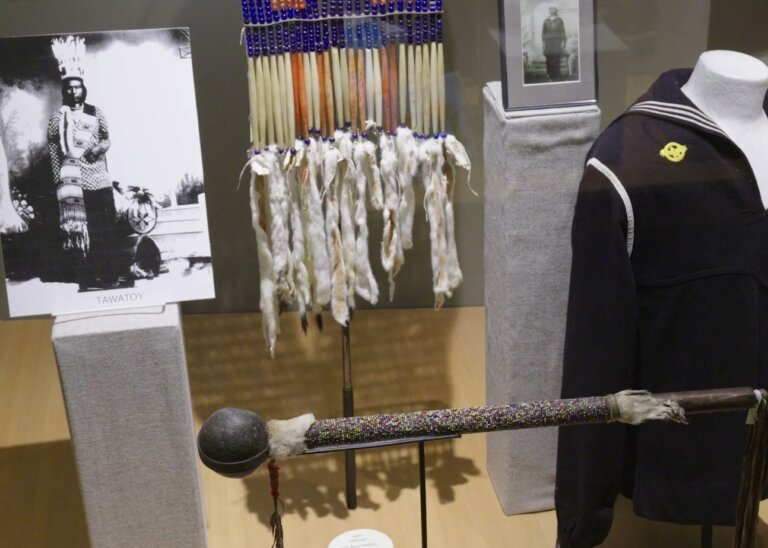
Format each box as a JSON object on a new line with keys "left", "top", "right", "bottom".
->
{"left": 483, "top": 82, "right": 601, "bottom": 515}
{"left": 52, "top": 305, "right": 207, "bottom": 548}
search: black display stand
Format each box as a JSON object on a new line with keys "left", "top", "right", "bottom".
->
{"left": 341, "top": 325, "right": 357, "bottom": 509}
{"left": 305, "top": 433, "right": 461, "bottom": 548}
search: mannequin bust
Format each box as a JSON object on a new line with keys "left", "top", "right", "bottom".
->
{"left": 682, "top": 50, "right": 768, "bottom": 208}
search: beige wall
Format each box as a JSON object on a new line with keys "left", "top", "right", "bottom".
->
{"left": 708, "top": 0, "right": 768, "bottom": 59}
{"left": 595, "top": 0, "right": 711, "bottom": 126}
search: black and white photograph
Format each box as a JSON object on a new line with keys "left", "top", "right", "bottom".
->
{"left": 0, "top": 28, "right": 215, "bottom": 317}
{"left": 521, "top": 0, "right": 580, "bottom": 85}
{"left": 498, "top": 0, "right": 596, "bottom": 110}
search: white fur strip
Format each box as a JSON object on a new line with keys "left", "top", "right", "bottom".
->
{"left": 287, "top": 143, "right": 311, "bottom": 321}
{"left": 249, "top": 158, "right": 279, "bottom": 357}
{"left": 306, "top": 140, "right": 332, "bottom": 306}
{"left": 379, "top": 133, "right": 403, "bottom": 301}
{"left": 267, "top": 414, "right": 316, "bottom": 458}
{"left": 444, "top": 197, "right": 463, "bottom": 295}
{"left": 352, "top": 140, "right": 380, "bottom": 305}
{"left": 443, "top": 135, "right": 472, "bottom": 295}
{"left": 336, "top": 131, "right": 358, "bottom": 309}
{"left": 441, "top": 148, "right": 461, "bottom": 295}
{"left": 266, "top": 148, "right": 295, "bottom": 304}
{"left": 395, "top": 127, "right": 417, "bottom": 250}
{"left": 0, "top": 134, "right": 25, "bottom": 234}
{"left": 323, "top": 144, "right": 350, "bottom": 326}
{"left": 358, "top": 139, "right": 383, "bottom": 210}
{"left": 421, "top": 138, "right": 449, "bottom": 309}
{"left": 297, "top": 152, "right": 316, "bottom": 315}
{"left": 444, "top": 135, "right": 472, "bottom": 187}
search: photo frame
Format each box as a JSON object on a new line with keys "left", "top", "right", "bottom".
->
{"left": 498, "top": 0, "right": 597, "bottom": 110}
{"left": 0, "top": 28, "right": 215, "bottom": 317}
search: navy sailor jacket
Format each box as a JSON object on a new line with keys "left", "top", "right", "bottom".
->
{"left": 555, "top": 69, "right": 768, "bottom": 548}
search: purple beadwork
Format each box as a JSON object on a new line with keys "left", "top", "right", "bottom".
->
{"left": 304, "top": 396, "right": 612, "bottom": 448}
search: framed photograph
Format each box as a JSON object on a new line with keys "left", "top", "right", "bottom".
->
{"left": 0, "top": 28, "right": 215, "bottom": 317}
{"left": 498, "top": 0, "right": 597, "bottom": 110}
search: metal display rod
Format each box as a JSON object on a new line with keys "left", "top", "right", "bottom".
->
{"left": 305, "top": 433, "right": 460, "bottom": 548}
{"left": 340, "top": 324, "right": 356, "bottom": 510}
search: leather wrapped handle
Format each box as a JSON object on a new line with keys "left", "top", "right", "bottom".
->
{"left": 656, "top": 387, "right": 763, "bottom": 415}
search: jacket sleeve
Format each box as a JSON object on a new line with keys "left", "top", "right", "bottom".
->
{"left": 555, "top": 160, "right": 637, "bottom": 548}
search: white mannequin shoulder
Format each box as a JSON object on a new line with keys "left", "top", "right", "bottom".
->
{"left": 682, "top": 50, "right": 768, "bottom": 208}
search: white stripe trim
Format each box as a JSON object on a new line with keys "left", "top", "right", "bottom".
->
{"left": 637, "top": 100, "right": 720, "bottom": 126}
{"left": 629, "top": 107, "right": 728, "bottom": 137}
{"left": 587, "top": 158, "right": 635, "bottom": 256}
{"left": 628, "top": 106, "right": 728, "bottom": 137}
{"left": 630, "top": 104, "right": 722, "bottom": 132}
{"left": 631, "top": 101, "right": 724, "bottom": 132}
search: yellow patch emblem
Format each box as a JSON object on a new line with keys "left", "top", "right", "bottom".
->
{"left": 660, "top": 142, "right": 688, "bottom": 163}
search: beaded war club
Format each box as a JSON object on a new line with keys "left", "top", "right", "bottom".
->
{"left": 198, "top": 388, "right": 768, "bottom": 548}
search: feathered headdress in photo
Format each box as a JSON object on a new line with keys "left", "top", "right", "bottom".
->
{"left": 51, "top": 36, "right": 87, "bottom": 81}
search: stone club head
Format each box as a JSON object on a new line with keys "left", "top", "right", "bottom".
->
{"left": 197, "top": 408, "right": 271, "bottom": 478}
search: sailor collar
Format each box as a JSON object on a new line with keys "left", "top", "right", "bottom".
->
{"left": 623, "top": 68, "right": 767, "bottom": 140}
